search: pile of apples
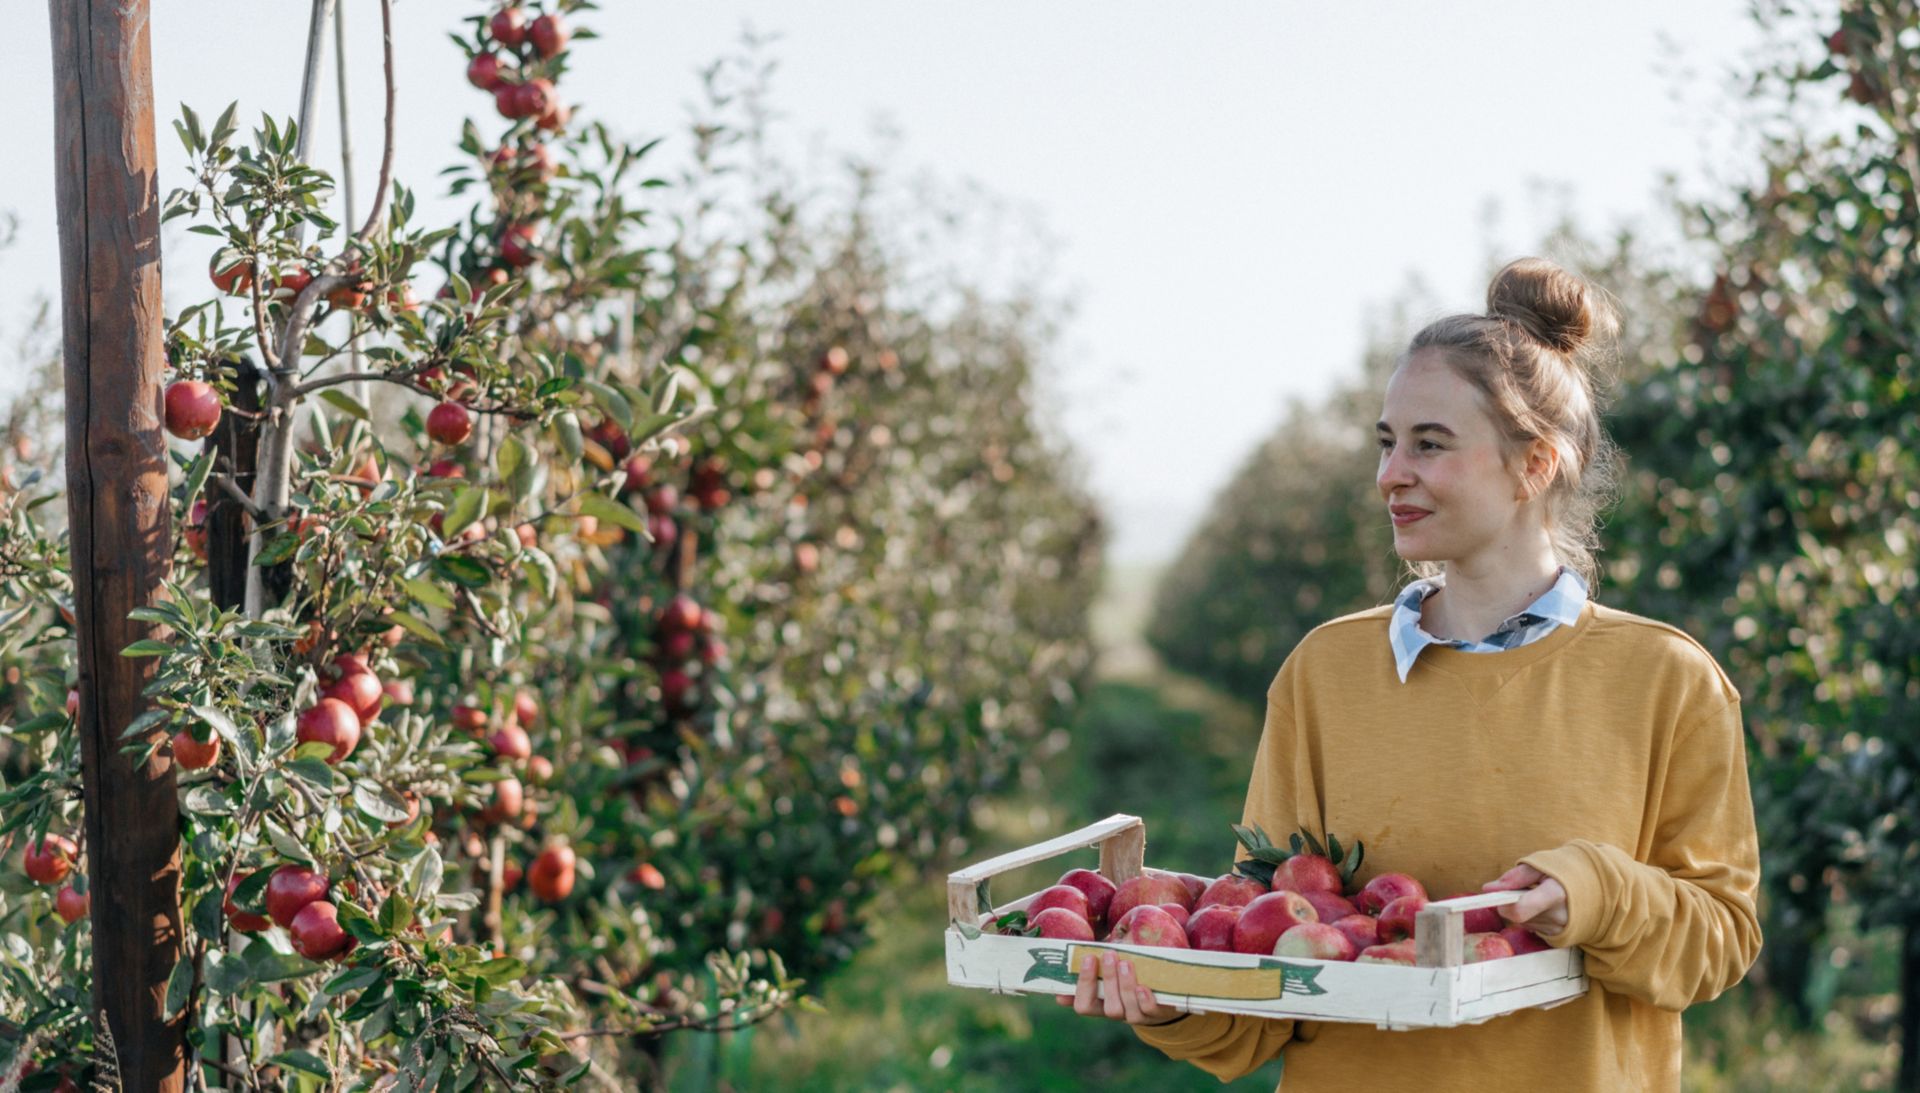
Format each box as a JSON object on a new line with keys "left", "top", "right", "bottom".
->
{"left": 988, "top": 827, "right": 1549, "bottom": 966}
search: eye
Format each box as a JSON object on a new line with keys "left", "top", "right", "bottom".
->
{"left": 1376, "top": 436, "right": 1393, "bottom": 451}
{"left": 1417, "top": 439, "right": 1441, "bottom": 451}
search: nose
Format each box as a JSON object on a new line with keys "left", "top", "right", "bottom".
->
{"left": 1377, "top": 441, "right": 1415, "bottom": 498}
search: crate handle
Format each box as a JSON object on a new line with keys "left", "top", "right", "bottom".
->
{"left": 946, "top": 813, "right": 1144, "bottom": 928}
{"left": 1414, "top": 890, "right": 1524, "bottom": 968}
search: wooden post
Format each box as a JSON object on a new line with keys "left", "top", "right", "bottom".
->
{"left": 47, "top": 1, "right": 186, "bottom": 1089}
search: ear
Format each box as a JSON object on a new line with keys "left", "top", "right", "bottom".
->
{"left": 1516, "top": 439, "right": 1559, "bottom": 502}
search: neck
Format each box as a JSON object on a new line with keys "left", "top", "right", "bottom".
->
{"left": 1425, "top": 543, "right": 1563, "bottom": 643}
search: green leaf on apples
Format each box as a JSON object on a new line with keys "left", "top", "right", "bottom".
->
{"left": 248, "top": 947, "right": 320, "bottom": 983}
{"left": 1327, "top": 834, "right": 1344, "bottom": 867}
{"left": 232, "top": 868, "right": 272, "bottom": 913}
{"left": 1298, "top": 829, "right": 1327, "bottom": 858}
{"left": 319, "top": 389, "right": 370, "bottom": 422}
{"left": 442, "top": 486, "right": 489, "bottom": 540}
{"left": 1340, "top": 839, "right": 1365, "bottom": 884}
{"left": 1289, "top": 833, "right": 1305, "bottom": 855}
{"left": 378, "top": 892, "right": 414, "bottom": 936}
{"left": 267, "top": 1050, "right": 332, "bottom": 1080}
{"left": 954, "top": 919, "right": 982, "bottom": 940}
{"left": 163, "top": 954, "right": 196, "bottom": 1020}
{"left": 577, "top": 489, "right": 647, "bottom": 535}
{"left": 254, "top": 533, "right": 301, "bottom": 567}
{"left": 1235, "top": 859, "right": 1278, "bottom": 888}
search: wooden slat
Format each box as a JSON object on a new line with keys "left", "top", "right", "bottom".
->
{"left": 947, "top": 813, "right": 1141, "bottom": 885}
{"left": 1414, "top": 892, "right": 1517, "bottom": 968}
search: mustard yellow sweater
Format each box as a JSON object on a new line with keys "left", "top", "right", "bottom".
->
{"left": 1134, "top": 600, "right": 1762, "bottom": 1091}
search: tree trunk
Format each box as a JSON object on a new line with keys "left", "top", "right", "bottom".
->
{"left": 48, "top": 0, "right": 186, "bottom": 1088}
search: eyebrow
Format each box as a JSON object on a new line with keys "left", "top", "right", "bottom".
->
{"left": 1375, "top": 421, "right": 1458, "bottom": 437}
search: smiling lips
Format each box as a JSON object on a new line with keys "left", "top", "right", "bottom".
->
{"left": 1390, "top": 505, "right": 1431, "bottom": 526}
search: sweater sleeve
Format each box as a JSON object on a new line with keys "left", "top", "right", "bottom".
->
{"left": 1519, "top": 697, "right": 1763, "bottom": 1011}
{"left": 1132, "top": 683, "right": 1301, "bottom": 1082}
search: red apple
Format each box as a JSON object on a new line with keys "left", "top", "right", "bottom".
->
{"left": 224, "top": 872, "right": 271, "bottom": 932}
{"left": 529, "top": 12, "right": 568, "bottom": 57}
{"left": 1107, "top": 873, "right": 1192, "bottom": 929}
{"left": 481, "top": 776, "right": 523, "bottom": 823}
{"left": 1196, "top": 873, "right": 1267, "bottom": 911}
{"left": 466, "top": 52, "right": 505, "bottom": 90}
{"left": 1357, "top": 873, "right": 1427, "bottom": 915}
{"left": 1464, "top": 932, "right": 1516, "bottom": 963}
{"left": 1329, "top": 914, "right": 1380, "bottom": 953}
{"left": 528, "top": 755, "right": 554, "bottom": 784}
{"left": 296, "top": 698, "right": 362, "bottom": 764}
{"left": 645, "top": 485, "right": 680, "bottom": 516}
{"left": 1299, "top": 889, "right": 1359, "bottom": 923}
{"left": 1500, "top": 925, "right": 1552, "bottom": 955}
{"left": 1377, "top": 895, "right": 1428, "bottom": 943}
{"left": 54, "top": 884, "right": 89, "bottom": 925}
{"left": 452, "top": 703, "right": 490, "bottom": 733}
{"left": 171, "top": 730, "right": 221, "bottom": 771}
{"left": 1185, "top": 904, "right": 1242, "bottom": 952}
{"left": 23, "top": 835, "right": 76, "bottom": 885}
{"left": 265, "top": 865, "right": 330, "bottom": 928}
{"left": 1172, "top": 872, "right": 1210, "bottom": 905}
{"left": 494, "top": 83, "right": 527, "bottom": 120}
{"left": 1356, "top": 939, "right": 1419, "bottom": 965}
{"left": 1156, "top": 903, "right": 1190, "bottom": 929}
{"left": 489, "top": 7, "right": 526, "bottom": 47}
{"left": 164, "top": 380, "right": 223, "bottom": 440}
{"left": 426, "top": 401, "right": 472, "bottom": 446}
{"left": 1056, "top": 868, "right": 1118, "bottom": 931}
{"left": 512, "top": 78, "right": 554, "bottom": 120}
{"left": 528, "top": 843, "right": 576, "bottom": 902}
{"left": 1233, "top": 890, "right": 1318, "bottom": 956}
{"left": 1108, "top": 904, "right": 1189, "bottom": 949}
{"left": 513, "top": 690, "right": 539, "bottom": 728}
{"left": 489, "top": 724, "right": 532, "bottom": 761}
{"left": 1272, "top": 854, "right": 1342, "bottom": 895}
{"left": 660, "top": 594, "right": 704, "bottom": 633}
{"left": 381, "top": 678, "right": 415, "bottom": 706}
{"left": 321, "top": 669, "right": 383, "bottom": 726}
{"left": 1274, "top": 922, "right": 1358, "bottom": 962}
{"left": 1029, "top": 907, "right": 1095, "bottom": 941}
{"left": 500, "top": 223, "right": 538, "bottom": 267}
{"left": 289, "top": 900, "right": 352, "bottom": 961}
{"left": 211, "top": 260, "right": 254, "bottom": 295}
{"left": 1025, "top": 885, "right": 1091, "bottom": 924}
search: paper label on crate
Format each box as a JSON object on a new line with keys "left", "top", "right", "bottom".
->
{"left": 1022, "top": 944, "right": 1327, "bottom": 999}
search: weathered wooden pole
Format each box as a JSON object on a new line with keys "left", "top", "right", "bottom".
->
{"left": 47, "top": 1, "right": 186, "bottom": 1089}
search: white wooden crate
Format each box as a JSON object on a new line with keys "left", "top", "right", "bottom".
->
{"left": 946, "top": 813, "right": 1588, "bottom": 1030}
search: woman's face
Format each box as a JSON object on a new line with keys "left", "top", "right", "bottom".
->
{"left": 1375, "top": 351, "right": 1540, "bottom": 570}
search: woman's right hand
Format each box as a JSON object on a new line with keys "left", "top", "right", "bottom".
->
{"left": 1052, "top": 948, "right": 1183, "bottom": 1026}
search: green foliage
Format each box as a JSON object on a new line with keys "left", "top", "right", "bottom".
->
{"left": 0, "top": 7, "right": 1100, "bottom": 1090}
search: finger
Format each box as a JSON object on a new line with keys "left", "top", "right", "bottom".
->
{"left": 1073, "top": 953, "right": 1098, "bottom": 1015}
{"left": 1116, "top": 959, "right": 1143, "bottom": 1023}
{"left": 1100, "top": 952, "right": 1125, "bottom": 1019}
{"left": 1480, "top": 864, "right": 1543, "bottom": 892}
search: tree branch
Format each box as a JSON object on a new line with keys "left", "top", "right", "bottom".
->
{"left": 357, "top": 0, "right": 397, "bottom": 241}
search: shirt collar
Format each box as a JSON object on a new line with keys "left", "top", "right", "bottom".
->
{"left": 1389, "top": 567, "right": 1589, "bottom": 682}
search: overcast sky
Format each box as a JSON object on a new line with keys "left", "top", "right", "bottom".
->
{"left": 2, "top": 2, "right": 1776, "bottom": 564}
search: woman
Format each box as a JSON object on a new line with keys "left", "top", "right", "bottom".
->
{"left": 1055, "top": 257, "right": 1761, "bottom": 1090}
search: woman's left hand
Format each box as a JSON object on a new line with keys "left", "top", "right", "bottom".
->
{"left": 1481, "top": 863, "right": 1569, "bottom": 936}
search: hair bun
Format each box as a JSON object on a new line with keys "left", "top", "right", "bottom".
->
{"left": 1485, "top": 257, "right": 1618, "bottom": 357}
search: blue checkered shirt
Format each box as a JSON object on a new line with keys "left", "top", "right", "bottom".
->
{"left": 1388, "top": 567, "right": 1589, "bottom": 683}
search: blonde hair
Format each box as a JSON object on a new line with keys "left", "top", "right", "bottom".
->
{"left": 1399, "top": 256, "right": 1623, "bottom": 587}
